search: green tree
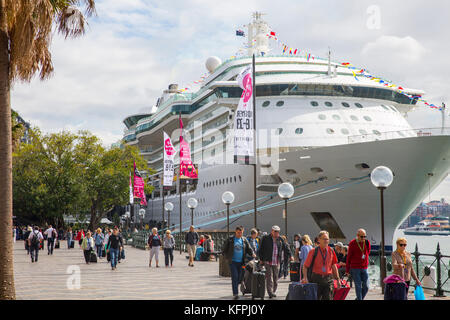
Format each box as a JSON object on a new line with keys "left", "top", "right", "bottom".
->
{"left": 0, "top": 0, "right": 96, "bottom": 299}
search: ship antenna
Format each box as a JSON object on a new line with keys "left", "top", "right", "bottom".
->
{"left": 441, "top": 102, "right": 446, "bottom": 135}
{"left": 327, "top": 47, "right": 332, "bottom": 76}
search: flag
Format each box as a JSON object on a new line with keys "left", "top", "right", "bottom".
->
{"left": 294, "top": 49, "right": 297, "bottom": 55}
{"left": 163, "top": 131, "right": 176, "bottom": 187}
{"left": 133, "top": 161, "right": 147, "bottom": 206}
{"left": 270, "top": 31, "right": 276, "bottom": 36}
{"left": 236, "top": 29, "right": 245, "bottom": 36}
{"left": 129, "top": 172, "right": 133, "bottom": 204}
{"left": 179, "top": 115, "right": 198, "bottom": 181}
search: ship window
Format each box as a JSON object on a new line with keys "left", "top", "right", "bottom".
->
{"left": 275, "top": 128, "right": 283, "bottom": 135}
{"left": 239, "top": 175, "right": 242, "bottom": 182}
{"left": 326, "top": 128, "right": 335, "bottom": 134}
{"left": 390, "top": 106, "right": 397, "bottom": 112}
{"left": 318, "top": 114, "right": 326, "bottom": 120}
{"left": 311, "top": 167, "right": 324, "bottom": 174}
{"left": 223, "top": 178, "right": 225, "bottom": 184}
{"left": 234, "top": 176, "right": 237, "bottom": 183}
{"left": 363, "top": 116, "right": 372, "bottom": 122}
{"left": 216, "top": 180, "right": 218, "bottom": 185}
{"left": 276, "top": 101, "right": 284, "bottom": 107}
{"left": 310, "top": 212, "right": 345, "bottom": 239}
{"left": 355, "top": 163, "right": 370, "bottom": 170}
{"left": 325, "top": 101, "right": 333, "bottom": 107}
{"left": 341, "top": 128, "right": 350, "bottom": 135}
{"left": 311, "top": 101, "right": 319, "bottom": 107}
{"left": 355, "top": 103, "right": 364, "bottom": 108}
{"left": 332, "top": 114, "right": 341, "bottom": 120}
{"left": 381, "top": 104, "right": 390, "bottom": 111}
{"left": 359, "top": 129, "right": 367, "bottom": 135}
{"left": 262, "top": 101, "right": 270, "bottom": 107}
{"left": 373, "top": 130, "right": 382, "bottom": 136}
{"left": 295, "top": 128, "right": 304, "bottom": 134}
{"left": 350, "top": 115, "right": 358, "bottom": 121}
{"left": 226, "top": 177, "right": 229, "bottom": 184}
{"left": 342, "top": 102, "right": 350, "bottom": 108}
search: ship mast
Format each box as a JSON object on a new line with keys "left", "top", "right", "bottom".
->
{"left": 247, "top": 12, "right": 270, "bottom": 56}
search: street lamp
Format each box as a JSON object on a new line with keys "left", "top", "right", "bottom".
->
{"left": 125, "top": 211, "right": 130, "bottom": 232}
{"left": 370, "top": 166, "right": 394, "bottom": 294}
{"left": 139, "top": 209, "right": 145, "bottom": 230}
{"left": 187, "top": 198, "right": 198, "bottom": 227}
{"left": 278, "top": 182, "right": 294, "bottom": 239}
{"left": 222, "top": 191, "right": 235, "bottom": 235}
{"left": 164, "top": 202, "right": 174, "bottom": 231}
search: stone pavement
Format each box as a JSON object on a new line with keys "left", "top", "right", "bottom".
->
{"left": 13, "top": 241, "right": 448, "bottom": 300}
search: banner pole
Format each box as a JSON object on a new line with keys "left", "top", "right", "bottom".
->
{"left": 252, "top": 53, "right": 257, "bottom": 229}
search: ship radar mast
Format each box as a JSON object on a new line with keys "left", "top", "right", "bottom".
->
{"left": 246, "top": 12, "right": 271, "bottom": 56}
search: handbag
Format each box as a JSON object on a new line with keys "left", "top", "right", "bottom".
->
{"left": 414, "top": 285, "right": 425, "bottom": 300}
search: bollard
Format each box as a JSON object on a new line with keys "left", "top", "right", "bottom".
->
{"left": 219, "top": 254, "right": 231, "bottom": 277}
{"left": 422, "top": 265, "right": 436, "bottom": 295}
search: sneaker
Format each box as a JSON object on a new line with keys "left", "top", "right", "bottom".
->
{"left": 268, "top": 293, "right": 274, "bottom": 299}
{"left": 233, "top": 295, "right": 239, "bottom": 300}
{"left": 156, "top": 266, "right": 159, "bottom": 268}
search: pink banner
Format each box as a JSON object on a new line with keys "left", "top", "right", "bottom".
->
{"left": 133, "top": 161, "right": 147, "bottom": 206}
{"left": 179, "top": 117, "right": 198, "bottom": 180}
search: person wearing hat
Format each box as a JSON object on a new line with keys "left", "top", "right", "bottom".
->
{"left": 94, "top": 228, "right": 105, "bottom": 258}
{"left": 259, "top": 225, "right": 293, "bottom": 298}
{"left": 293, "top": 234, "right": 302, "bottom": 262}
{"left": 24, "top": 226, "right": 33, "bottom": 255}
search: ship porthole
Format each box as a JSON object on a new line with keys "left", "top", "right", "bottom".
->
{"left": 311, "top": 167, "right": 324, "bottom": 174}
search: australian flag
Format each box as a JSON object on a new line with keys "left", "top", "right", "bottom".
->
{"left": 236, "top": 29, "right": 245, "bottom": 37}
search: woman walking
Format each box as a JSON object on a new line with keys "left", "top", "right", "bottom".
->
{"left": 391, "top": 237, "right": 421, "bottom": 298}
{"left": 299, "top": 235, "right": 313, "bottom": 278}
{"left": 94, "top": 228, "right": 105, "bottom": 258}
{"left": 81, "top": 232, "right": 95, "bottom": 264}
{"left": 148, "top": 228, "right": 161, "bottom": 268}
{"left": 66, "top": 227, "right": 73, "bottom": 249}
{"left": 163, "top": 230, "right": 175, "bottom": 267}
{"left": 106, "top": 228, "right": 123, "bottom": 270}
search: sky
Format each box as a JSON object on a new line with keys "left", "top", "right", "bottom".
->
{"left": 11, "top": 0, "right": 449, "bottom": 201}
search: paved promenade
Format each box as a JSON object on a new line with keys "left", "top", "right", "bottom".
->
{"left": 12, "top": 241, "right": 448, "bottom": 300}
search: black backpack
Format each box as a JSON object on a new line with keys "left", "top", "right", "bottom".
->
{"left": 30, "top": 232, "right": 39, "bottom": 246}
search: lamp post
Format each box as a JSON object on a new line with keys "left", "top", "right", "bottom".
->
{"left": 139, "top": 209, "right": 145, "bottom": 230}
{"left": 125, "top": 211, "right": 130, "bottom": 232}
{"left": 278, "top": 182, "right": 294, "bottom": 239}
{"left": 222, "top": 191, "right": 235, "bottom": 235}
{"left": 164, "top": 202, "right": 173, "bottom": 232}
{"left": 370, "top": 166, "right": 394, "bottom": 294}
{"left": 187, "top": 198, "right": 198, "bottom": 227}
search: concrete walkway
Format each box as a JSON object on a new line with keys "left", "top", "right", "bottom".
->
{"left": 12, "top": 241, "right": 448, "bottom": 300}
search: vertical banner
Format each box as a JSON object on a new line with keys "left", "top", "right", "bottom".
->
{"left": 179, "top": 116, "right": 198, "bottom": 183}
{"left": 234, "top": 65, "right": 254, "bottom": 164}
{"left": 163, "top": 131, "right": 176, "bottom": 187}
{"left": 133, "top": 161, "right": 147, "bottom": 206}
{"left": 129, "top": 172, "right": 134, "bottom": 204}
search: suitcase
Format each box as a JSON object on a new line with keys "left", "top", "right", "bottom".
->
{"left": 289, "top": 261, "right": 301, "bottom": 282}
{"left": 102, "top": 249, "right": 106, "bottom": 257}
{"left": 251, "top": 271, "right": 265, "bottom": 300}
{"left": 70, "top": 241, "right": 74, "bottom": 249}
{"left": 106, "top": 251, "right": 111, "bottom": 262}
{"left": 384, "top": 282, "right": 408, "bottom": 300}
{"left": 200, "top": 251, "right": 210, "bottom": 261}
{"left": 195, "top": 247, "right": 203, "bottom": 261}
{"left": 55, "top": 241, "right": 60, "bottom": 249}
{"left": 120, "top": 249, "right": 125, "bottom": 260}
{"left": 333, "top": 279, "right": 350, "bottom": 300}
{"left": 286, "top": 282, "right": 318, "bottom": 300}
{"left": 89, "top": 251, "right": 97, "bottom": 263}
{"left": 240, "top": 268, "right": 253, "bottom": 295}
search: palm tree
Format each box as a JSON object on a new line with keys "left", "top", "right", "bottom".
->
{"left": 0, "top": 0, "right": 96, "bottom": 300}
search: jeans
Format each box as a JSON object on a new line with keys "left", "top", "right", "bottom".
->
{"left": 310, "top": 273, "right": 334, "bottom": 300}
{"left": 30, "top": 246, "right": 39, "bottom": 262}
{"left": 264, "top": 263, "right": 280, "bottom": 295}
{"left": 67, "top": 237, "right": 72, "bottom": 249}
{"left": 47, "top": 237, "right": 54, "bottom": 254}
{"left": 350, "top": 268, "right": 369, "bottom": 300}
{"left": 230, "top": 261, "right": 244, "bottom": 295}
{"left": 110, "top": 248, "right": 119, "bottom": 268}
{"left": 96, "top": 244, "right": 103, "bottom": 258}
{"left": 164, "top": 248, "right": 174, "bottom": 266}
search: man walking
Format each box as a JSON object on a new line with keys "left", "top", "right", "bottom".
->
{"left": 106, "top": 228, "right": 123, "bottom": 270}
{"left": 346, "top": 228, "right": 371, "bottom": 300}
{"left": 301, "top": 230, "right": 341, "bottom": 300}
{"left": 28, "top": 226, "right": 44, "bottom": 263}
{"left": 222, "top": 226, "right": 256, "bottom": 300}
{"left": 259, "top": 225, "right": 293, "bottom": 298}
{"left": 247, "top": 228, "right": 259, "bottom": 260}
{"left": 44, "top": 225, "right": 57, "bottom": 255}
{"left": 185, "top": 225, "right": 199, "bottom": 267}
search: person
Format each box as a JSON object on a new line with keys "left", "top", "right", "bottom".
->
{"left": 185, "top": 225, "right": 199, "bottom": 267}
{"left": 28, "top": 226, "right": 44, "bottom": 263}
{"left": 148, "top": 228, "right": 161, "bottom": 268}
{"left": 391, "top": 237, "right": 421, "bottom": 298}
{"left": 76, "top": 229, "right": 85, "bottom": 247}
{"left": 81, "top": 231, "right": 95, "bottom": 264}
{"left": 24, "top": 226, "right": 32, "bottom": 255}
{"left": 44, "top": 225, "right": 57, "bottom": 255}
{"left": 337, "top": 246, "right": 348, "bottom": 277}
{"left": 118, "top": 228, "right": 125, "bottom": 262}
{"left": 334, "top": 242, "right": 344, "bottom": 262}
{"left": 106, "top": 228, "right": 123, "bottom": 270}
{"left": 13, "top": 226, "right": 16, "bottom": 243}
{"left": 203, "top": 235, "right": 213, "bottom": 252}
{"left": 247, "top": 228, "right": 259, "bottom": 259}
{"left": 313, "top": 236, "right": 320, "bottom": 247}
{"left": 222, "top": 226, "right": 256, "bottom": 300}
{"left": 293, "top": 234, "right": 301, "bottom": 262}
{"left": 104, "top": 229, "right": 111, "bottom": 254}
{"left": 259, "top": 225, "right": 294, "bottom": 298}
{"left": 66, "top": 227, "right": 73, "bottom": 249}
{"left": 278, "top": 235, "right": 293, "bottom": 279}
{"left": 163, "top": 230, "right": 175, "bottom": 267}
{"left": 345, "top": 228, "right": 371, "bottom": 300}
{"left": 302, "top": 230, "right": 340, "bottom": 300}
{"left": 198, "top": 235, "right": 205, "bottom": 247}
{"left": 94, "top": 228, "right": 105, "bottom": 258}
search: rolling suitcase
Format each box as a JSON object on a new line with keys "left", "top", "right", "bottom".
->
{"left": 195, "top": 247, "right": 203, "bottom": 261}
{"left": 240, "top": 268, "right": 253, "bottom": 295}
{"left": 384, "top": 282, "right": 408, "bottom": 300}
{"left": 333, "top": 279, "right": 350, "bottom": 300}
{"left": 89, "top": 251, "right": 97, "bottom": 263}
{"left": 70, "top": 241, "right": 74, "bottom": 248}
{"left": 286, "top": 282, "right": 318, "bottom": 300}
{"left": 251, "top": 271, "right": 265, "bottom": 300}
{"left": 106, "top": 251, "right": 111, "bottom": 262}
{"left": 200, "top": 251, "right": 210, "bottom": 261}
{"left": 55, "top": 240, "right": 60, "bottom": 249}
{"left": 289, "top": 261, "right": 301, "bottom": 282}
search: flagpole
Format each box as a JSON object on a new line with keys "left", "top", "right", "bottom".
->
{"left": 161, "top": 177, "right": 165, "bottom": 232}
{"left": 179, "top": 112, "right": 183, "bottom": 254}
{"left": 252, "top": 53, "right": 257, "bottom": 229}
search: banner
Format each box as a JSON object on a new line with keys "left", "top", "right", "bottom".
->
{"left": 133, "top": 161, "right": 147, "bottom": 206}
{"left": 129, "top": 172, "right": 133, "bottom": 204}
{"left": 179, "top": 116, "right": 198, "bottom": 183}
{"left": 234, "top": 65, "right": 254, "bottom": 163}
{"left": 163, "top": 131, "right": 176, "bottom": 187}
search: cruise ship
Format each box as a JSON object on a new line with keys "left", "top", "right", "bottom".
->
{"left": 122, "top": 13, "right": 450, "bottom": 251}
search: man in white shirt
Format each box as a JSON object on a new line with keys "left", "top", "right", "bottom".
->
{"left": 28, "top": 227, "right": 44, "bottom": 263}
{"left": 44, "top": 225, "right": 57, "bottom": 255}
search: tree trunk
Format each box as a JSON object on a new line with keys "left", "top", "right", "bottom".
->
{"left": 0, "top": 0, "right": 16, "bottom": 300}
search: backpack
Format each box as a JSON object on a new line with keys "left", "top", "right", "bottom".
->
{"left": 307, "top": 247, "right": 320, "bottom": 282}
{"left": 30, "top": 232, "right": 39, "bottom": 246}
{"left": 52, "top": 229, "right": 57, "bottom": 238}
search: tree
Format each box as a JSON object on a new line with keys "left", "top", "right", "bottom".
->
{"left": 0, "top": 1, "right": 96, "bottom": 299}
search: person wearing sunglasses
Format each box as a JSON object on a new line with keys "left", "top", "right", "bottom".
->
{"left": 345, "top": 229, "right": 371, "bottom": 300}
{"left": 392, "top": 238, "right": 421, "bottom": 298}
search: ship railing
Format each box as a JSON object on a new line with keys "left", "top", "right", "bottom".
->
{"left": 348, "top": 127, "right": 450, "bottom": 144}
